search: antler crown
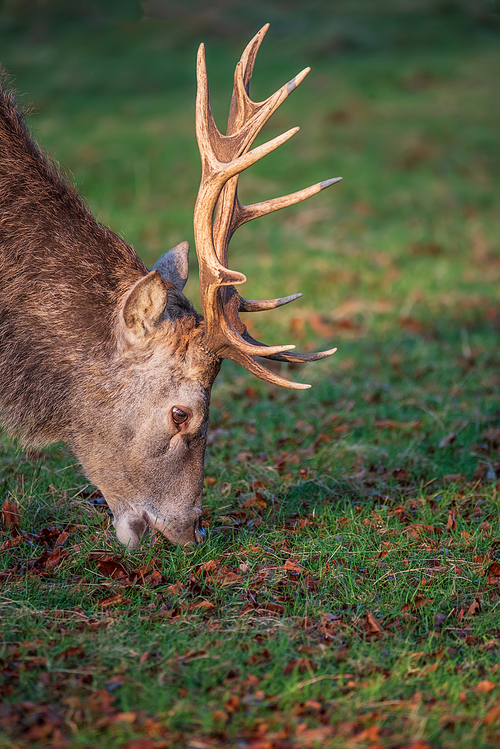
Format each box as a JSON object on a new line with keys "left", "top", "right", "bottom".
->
{"left": 194, "top": 24, "right": 341, "bottom": 389}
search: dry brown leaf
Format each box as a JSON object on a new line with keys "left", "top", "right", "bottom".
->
{"left": 284, "top": 559, "right": 303, "bottom": 573}
{"left": 242, "top": 495, "right": 267, "bottom": 509}
{"left": 446, "top": 509, "right": 456, "bottom": 531}
{"left": 420, "top": 661, "right": 439, "bottom": 675}
{"left": 166, "top": 581, "right": 184, "bottom": 596}
{"left": 189, "top": 600, "right": 216, "bottom": 610}
{"left": 1, "top": 536, "right": 24, "bottom": 551}
{"left": 465, "top": 597, "right": 481, "bottom": 617}
{"left": 199, "top": 558, "right": 219, "bottom": 573}
{"left": 376, "top": 419, "right": 422, "bottom": 430}
{"left": 487, "top": 561, "right": 500, "bottom": 584}
{"left": 476, "top": 680, "right": 496, "bottom": 693}
{"left": 55, "top": 530, "right": 69, "bottom": 546}
{"left": 439, "top": 433, "right": 456, "bottom": 448}
{"left": 283, "top": 657, "right": 314, "bottom": 675}
{"left": 402, "top": 595, "right": 432, "bottom": 612}
{"left": 403, "top": 524, "right": 441, "bottom": 537}
{"left": 484, "top": 704, "right": 500, "bottom": 724}
{"left": 261, "top": 601, "right": 285, "bottom": 614}
{"left": 295, "top": 726, "right": 334, "bottom": 742}
{"left": 99, "top": 594, "right": 131, "bottom": 609}
{"left": 112, "top": 712, "right": 136, "bottom": 724}
{"left": 47, "top": 547, "right": 70, "bottom": 568}
{"left": 365, "top": 611, "right": 383, "bottom": 634}
{"left": 147, "top": 570, "right": 163, "bottom": 587}
{"left": 1, "top": 499, "right": 21, "bottom": 528}
{"left": 97, "top": 556, "right": 128, "bottom": 580}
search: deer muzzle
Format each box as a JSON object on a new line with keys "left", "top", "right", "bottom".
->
{"left": 113, "top": 507, "right": 205, "bottom": 548}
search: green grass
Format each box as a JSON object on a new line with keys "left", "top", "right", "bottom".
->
{"left": 1, "top": 3, "right": 500, "bottom": 747}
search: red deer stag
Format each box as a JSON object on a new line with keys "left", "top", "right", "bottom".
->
{"left": 0, "top": 25, "right": 339, "bottom": 548}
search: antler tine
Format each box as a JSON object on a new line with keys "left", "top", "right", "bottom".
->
{"left": 227, "top": 23, "right": 269, "bottom": 131}
{"left": 227, "top": 349, "right": 312, "bottom": 390}
{"left": 239, "top": 327, "right": 338, "bottom": 363}
{"left": 232, "top": 177, "right": 342, "bottom": 234}
{"left": 240, "top": 293, "right": 302, "bottom": 312}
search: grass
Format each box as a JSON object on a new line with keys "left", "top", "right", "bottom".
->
{"left": 1, "top": 3, "right": 500, "bottom": 747}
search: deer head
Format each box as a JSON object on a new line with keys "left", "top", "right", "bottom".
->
{"left": 73, "top": 25, "right": 340, "bottom": 549}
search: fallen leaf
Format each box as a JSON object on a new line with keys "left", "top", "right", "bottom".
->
{"left": 402, "top": 595, "right": 433, "bottom": 612}
{"left": 236, "top": 452, "right": 252, "bottom": 463}
{"left": 477, "top": 680, "right": 496, "bottom": 693}
{"left": 487, "top": 561, "right": 500, "bottom": 583}
{"left": 284, "top": 560, "right": 303, "bottom": 573}
{"left": 465, "top": 598, "right": 481, "bottom": 617}
{"left": 484, "top": 704, "right": 500, "bottom": 724}
{"left": 57, "top": 645, "right": 85, "bottom": 660}
{"left": 403, "top": 524, "right": 441, "bottom": 538}
{"left": 1, "top": 536, "right": 24, "bottom": 551}
{"left": 147, "top": 570, "right": 163, "bottom": 587}
{"left": 376, "top": 420, "right": 422, "bottom": 430}
{"left": 55, "top": 530, "right": 69, "bottom": 546}
{"left": 439, "top": 433, "right": 456, "bottom": 448}
{"left": 365, "top": 612, "right": 383, "bottom": 634}
{"left": 99, "top": 594, "right": 131, "bottom": 609}
{"left": 40, "top": 546, "right": 70, "bottom": 569}
{"left": 242, "top": 495, "right": 267, "bottom": 509}
{"left": 283, "top": 657, "right": 314, "bottom": 675}
{"left": 165, "top": 581, "right": 184, "bottom": 596}
{"left": 188, "top": 600, "right": 216, "bottom": 610}
{"left": 420, "top": 661, "right": 439, "bottom": 675}
{"left": 446, "top": 509, "right": 456, "bottom": 531}
{"left": 1, "top": 499, "right": 21, "bottom": 529}
{"left": 112, "top": 711, "right": 136, "bottom": 723}
{"left": 295, "top": 726, "right": 334, "bottom": 742}
{"left": 260, "top": 601, "right": 285, "bottom": 614}
{"left": 97, "top": 556, "right": 128, "bottom": 580}
{"left": 199, "top": 559, "right": 219, "bottom": 573}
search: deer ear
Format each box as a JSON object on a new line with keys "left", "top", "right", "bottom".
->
{"left": 152, "top": 241, "right": 189, "bottom": 292}
{"left": 122, "top": 270, "right": 168, "bottom": 340}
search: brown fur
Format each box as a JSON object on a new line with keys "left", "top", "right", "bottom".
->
{"left": 0, "top": 79, "right": 221, "bottom": 547}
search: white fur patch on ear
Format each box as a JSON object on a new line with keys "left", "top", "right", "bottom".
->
{"left": 152, "top": 241, "right": 189, "bottom": 292}
{"left": 122, "top": 270, "right": 168, "bottom": 339}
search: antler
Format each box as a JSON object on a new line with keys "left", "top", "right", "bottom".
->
{"left": 194, "top": 24, "right": 341, "bottom": 389}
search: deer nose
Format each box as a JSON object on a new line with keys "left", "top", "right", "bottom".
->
{"left": 194, "top": 519, "right": 207, "bottom": 545}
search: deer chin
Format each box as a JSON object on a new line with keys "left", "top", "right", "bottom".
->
{"left": 113, "top": 507, "right": 205, "bottom": 549}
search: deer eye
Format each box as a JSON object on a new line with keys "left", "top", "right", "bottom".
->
{"left": 171, "top": 407, "right": 189, "bottom": 427}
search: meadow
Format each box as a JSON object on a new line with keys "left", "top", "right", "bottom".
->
{"left": 1, "top": 3, "right": 500, "bottom": 747}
